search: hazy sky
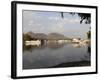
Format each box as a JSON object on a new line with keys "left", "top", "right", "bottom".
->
{"left": 23, "top": 10, "right": 90, "bottom": 39}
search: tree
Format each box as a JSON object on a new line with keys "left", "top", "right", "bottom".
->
{"left": 23, "top": 33, "right": 32, "bottom": 41}
{"left": 87, "top": 30, "right": 91, "bottom": 39}
{"left": 78, "top": 13, "right": 91, "bottom": 24}
{"left": 60, "top": 12, "right": 91, "bottom": 24}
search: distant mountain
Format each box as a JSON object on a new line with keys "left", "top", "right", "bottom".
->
{"left": 47, "top": 33, "right": 65, "bottom": 40}
{"left": 47, "top": 33, "right": 71, "bottom": 40}
{"left": 26, "top": 31, "right": 35, "bottom": 37}
{"left": 25, "top": 32, "right": 71, "bottom": 40}
{"left": 25, "top": 32, "right": 47, "bottom": 39}
{"left": 35, "top": 33, "right": 47, "bottom": 39}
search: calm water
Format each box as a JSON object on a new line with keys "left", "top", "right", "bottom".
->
{"left": 23, "top": 42, "right": 91, "bottom": 69}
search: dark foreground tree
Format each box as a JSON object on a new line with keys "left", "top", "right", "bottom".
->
{"left": 61, "top": 12, "right": 91, "bottom": 24}
{"left": 78, "top": 13, "right": 91, "bottom": 24}
{"left": 87, "top": 30, "right": 91, "bottom": 39}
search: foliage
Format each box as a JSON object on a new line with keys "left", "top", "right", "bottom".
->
{"left": 87, "top": 30, "right": 91, "bottom": 39}
{"left": 78, "top": 13, "right": 91, "bottom": 24}
{"left": 61, "top": 12, "right": 91, "bottom": 24}
{"left": 23, "top": 33, "right": 32, "bottom": 41}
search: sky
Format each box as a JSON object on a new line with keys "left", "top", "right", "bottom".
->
{"left": 23, "top": 10, "right": 90, "bottom": 39}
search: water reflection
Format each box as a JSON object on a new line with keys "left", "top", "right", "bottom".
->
{"left": 87, "top": 45, "right": 91, "bottom": 55}
{"left": 23, "top": 41, "right": 65, "bottom": 51}
{"left": 23, "top": 42, "right": 91, "bottom": 69}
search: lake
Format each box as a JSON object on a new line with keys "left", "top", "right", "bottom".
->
{"left": 23, "top": 42, "right": 91, "bottom": 69}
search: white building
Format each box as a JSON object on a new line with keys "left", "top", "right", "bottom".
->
{"left": 25, "top": 40, "right": 41, "bottom": 46}
{"left": 72, "top": 38, "right": 80, "bottom": 43}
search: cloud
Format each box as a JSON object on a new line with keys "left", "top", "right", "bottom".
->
{"left": 48, "top": 17, "right": 80, "bottom": 24}
{"left": 49, "top": 17, "right": 60, "bottom": 20}
{"left": 63, "top": 18, "right": 80, "bottom": 23}
{"left": 27, "top": 16, "right": 81, "bottom": 34}
{"left": 28, "top": 20, "right": 35, "bottom": 26}
{"left": 23, "top": 11, "right": 90, "bottom": 39}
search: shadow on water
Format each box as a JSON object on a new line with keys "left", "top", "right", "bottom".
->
{"left": 49, "top": 61, "right": 90, "bottom": 68}
{"left": 78, "top": 44, "right": 91, "bottom": 65}
{"left": 87, "top": 44, "right": 91, "bottom": 55}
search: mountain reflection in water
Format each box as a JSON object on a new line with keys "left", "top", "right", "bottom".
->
{"left": 23, "top": 42, "right": 91, "bottom": 69}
